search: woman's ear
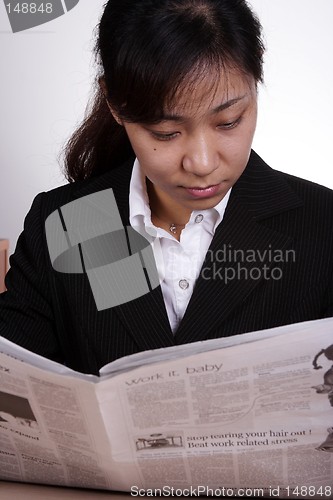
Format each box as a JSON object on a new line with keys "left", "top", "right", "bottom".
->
{"left": 99, "top": 77, "right": 123, "bottom": 126}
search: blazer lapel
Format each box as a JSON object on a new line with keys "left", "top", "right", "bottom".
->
{"left": 107, "top": 161, "right": 175, "bottom": 348}
{"left": 73, "top": 159, "right": 174, "bottom": 351}
{"left": 112, "top": 286, "right": 175, "bottom": 350}
{"left": 174, "top": 151, "right": 304, "bottom": 345}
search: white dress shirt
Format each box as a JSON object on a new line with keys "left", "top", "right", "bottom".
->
{"left": 129, "top": 159, "right": 231, "bottom": 333}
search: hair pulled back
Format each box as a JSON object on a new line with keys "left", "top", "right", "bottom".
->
{"left": 64, "top": 0, "right": 265, "bottom": 182}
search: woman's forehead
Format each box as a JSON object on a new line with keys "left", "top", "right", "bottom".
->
{"left": 164, "top": 67, "right": 255, "bottom": 117}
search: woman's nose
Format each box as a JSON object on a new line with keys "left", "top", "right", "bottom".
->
{"left": 182, "top": 133, "right": 219, "bottom": 176}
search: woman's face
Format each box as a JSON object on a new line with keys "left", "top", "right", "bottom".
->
{"left": 121, "top": 69, "right": 258, "bottom": 221}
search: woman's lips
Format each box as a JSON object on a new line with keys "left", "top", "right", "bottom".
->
{"left": 185, "top": 184, "right": 221, "bottom": 199}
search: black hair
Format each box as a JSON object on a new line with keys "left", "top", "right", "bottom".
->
{"left": 64, "top": 0, "right": 265, "bottom": 182}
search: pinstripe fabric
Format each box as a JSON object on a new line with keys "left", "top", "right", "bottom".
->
{"left": 1, "top": 151, "right": 333, "bottom": 375}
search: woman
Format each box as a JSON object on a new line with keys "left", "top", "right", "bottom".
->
{"left": 0, "top": 0, "right": 333, "bottom": 375}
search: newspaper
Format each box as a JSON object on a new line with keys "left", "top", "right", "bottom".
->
{"left": 0, "top": 318, "right": 333, "bottom": 498}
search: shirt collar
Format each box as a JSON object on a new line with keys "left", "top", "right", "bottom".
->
{"left": 129, "top": 158, "right": 231, "bottom": 236}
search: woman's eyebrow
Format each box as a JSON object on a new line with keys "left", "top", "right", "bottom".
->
{"left": 158, "top": 96, "right": 246, "bottom": 123}
{"left": 211, "top": 95, "right": 246, "bottom": 114}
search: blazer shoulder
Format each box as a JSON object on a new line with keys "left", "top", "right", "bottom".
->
{"left": 238, "top": 151, "right": 333, "bottom": 224}
{"left": 277, "top": 170, "right": 333, "bottom": 208}
{"left": 36, "top": 159, "right": 134, "bottom": 221}
{"left": 269, "top": 170, "right": 333, "bottom": 238}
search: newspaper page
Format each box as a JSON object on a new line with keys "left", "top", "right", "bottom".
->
{"left": 0, "top": 342, "right": 118, "bottom": 490}
{"left": 0, "top": 318, "right": 333, "bottom": 497}
{"left": 95, "top": 319, "right": 333, "bottom": 498}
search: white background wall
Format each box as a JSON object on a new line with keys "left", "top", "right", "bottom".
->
{"left": 1, "top": 0, "right": 332, "bottom": 255}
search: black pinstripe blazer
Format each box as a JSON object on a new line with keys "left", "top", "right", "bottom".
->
{"left": 1, "top": 151, "right": 333, "bottom": 374}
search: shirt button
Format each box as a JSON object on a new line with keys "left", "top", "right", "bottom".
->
{"left": 195, "top": 214, "right": 204, "bottom": 223}
{"left": 179, "top": 279, "right": 189, "bottom": 290}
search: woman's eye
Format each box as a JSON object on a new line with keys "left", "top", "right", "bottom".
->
{"left": 218, "top": 117, "right": 241, "bottom": 130}
{"left": 150, "top": 131, "right": 179, "bottom": 141}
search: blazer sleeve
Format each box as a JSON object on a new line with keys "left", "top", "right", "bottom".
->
{"left": 0, "top": 193, "right": 64, "bottom": 362}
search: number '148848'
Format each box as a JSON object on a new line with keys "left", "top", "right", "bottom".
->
{"left": 6, "top": 3, "right": 53, "bottom": 14}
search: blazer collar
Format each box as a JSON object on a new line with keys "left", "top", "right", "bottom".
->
{"left": 230, "top": 150, "right": 304, "bottom": 220}
{"left": 71, "top": 151, "right": 304, "bottom": 349}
